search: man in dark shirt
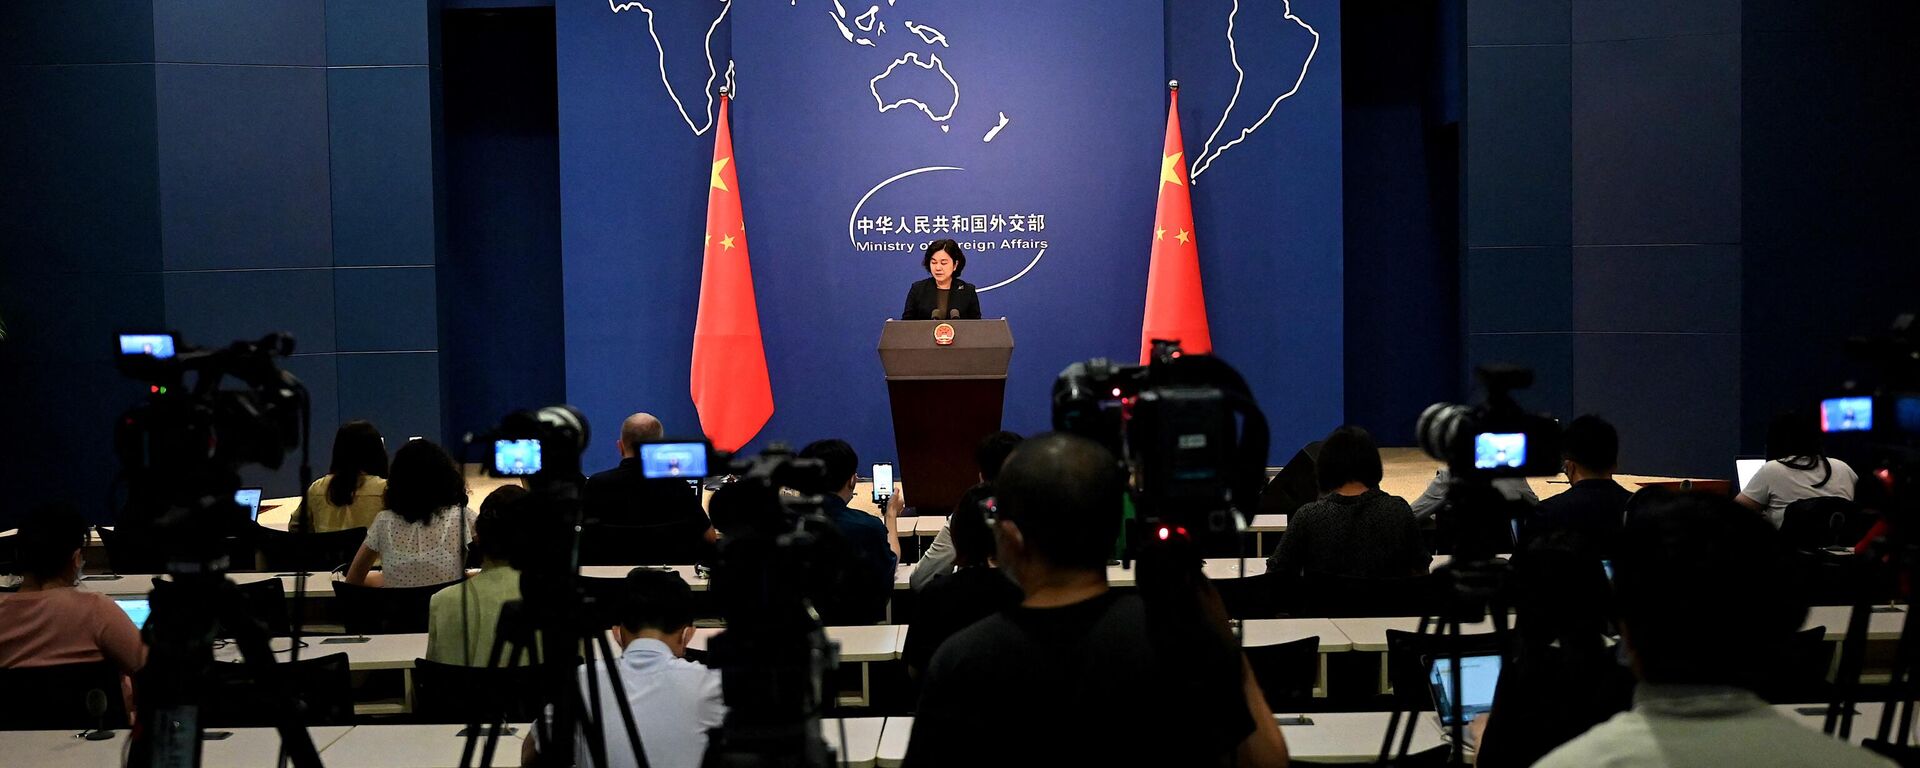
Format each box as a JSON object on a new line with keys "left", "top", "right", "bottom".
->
{"left": 797, "top": 438, "right": 902, "bottom": 624}
{"left": 905, "top": 433, "right": 1288, "bottom": 768}
{"left": 902, "top": 482, "right": 1021, "bottom": 680}
{"left": 581, "top": 413, "right": 716, "bottom": 563}
{"left": 1524, "top": 415, "right": 1632, "bottom": 559}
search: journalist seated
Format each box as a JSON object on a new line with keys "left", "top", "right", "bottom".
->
{"left": 426, "top": 485, "right": 529, "bottom": 666}
{"left": 581, "top": 412, "right": 716, "bottom": 563}
{"left": 523, "top": 569, "right": 723, "bottom": 768}
{"left": 903, "top": 482, "right": 1021, "bottom": 681}
{"left": 1536, "top": 494, "right": 1893, "bottom": 767}
{"left": 796, "top": 438, "right": 902, "bottom": 625}
{"left": 905, "top": 433, "right": 1288, "bottom": 767}
{"left": 0, "top": 504, "right": 146, "bottom": 714}
{"left": 345, "top": 440, "right": 476, "bottom": 589}
{"left": 1266, "top": 425, "right": 1429, "bottom": 581}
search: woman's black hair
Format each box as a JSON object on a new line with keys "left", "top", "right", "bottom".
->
{"left": 326, "top": 420, "right": 389, "bottom": 507}
{"left": 384, "top": 439, "right": 467, "bottom": 525}
{"left": 16, "top": 503, "right": 89, "bottom": 581}
{"left": 1765, "top": 410, "right": 1832, "bottom": 488}
{"left": 923, "top": 238, "right": 966, "bottom": 278}
{"left": 1314, "top": 425, "right": 1384, "bottom": 493}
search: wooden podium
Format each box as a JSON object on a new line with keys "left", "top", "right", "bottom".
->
{"left": 878, "top": 319, "right": 1014, "bottom": 515}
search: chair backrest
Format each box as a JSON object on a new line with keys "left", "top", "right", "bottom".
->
{"left": 220, "top": 577, "right": 292, "bottom": 637}
{"left": 1383, "top": 628, "right": 1508, "bottom": 712}
{"left": 579, "top": 575, "right": 629, "bottom": 631}
{"left": 1756, "top": 626, "right": 1834, "bottom": 704}
{"left": 0, "top": 661, "right": 128, "bottom": 730}
{"left": 333, "top": 578, "right": 460, "bottom": 634}
{"left": 1781, "top": 497, "right": 1872, "bottom": 550}
{"left": 203, "top": 652, "right": 354, "bottom": 727}
{"left": 579, "top": 520, "right": 713, "bottom": 566}
{"left": 1244, "top": 636, "right": 1319, "bottom": 709}
{"left": 1215, "top": 574, "right": 1282, "bottom": 620}
{"left": 260, "top": 527, "right": 369, "bottom": 573}
{"left": 411, "top": 657, "right": 548, "bottom": 724}
{"left": 1295, "top": 573, "right": 1437, "bottom": 618}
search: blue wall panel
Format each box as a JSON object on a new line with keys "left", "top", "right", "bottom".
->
{"left": 0, "top": 65, "right": 161, "bottom": 273}
{"left": 163, "top": 269, "right": 338, "bottom": 353}
{"left": 1574, "top": 333, "right": 1739, "bottom": 476}
{"left": 1572, "top": 0, "right": 1739, "bottom": 42}
{"left": 238, "top": 353, "right": 341, "bottom": 496}
{"left": 156, "top": 64, "right": 333, "bottom": 270}
{"left": 1571, "top": 34, "right": 1740, "bottom": 245}
{"left": 328, "top": 66, "right": 438, "bottom": 267}
{"left": 1468, "top": 0, "right": 1568, "bottom": 45}
{"left": 1465, "top": 45, "right": 1570, "bottom": 247}
{"left": 1464, "top": 332, "right": 1575, "bottom": 424}
{"left": 326, "top": 0, "right": 433, "bottom": 66}
{"left": 1465, "top": 247, "right": 1571, "bottom": 334}
{"left": 0, "top": 273, "right": 166, "bottom": 364}
{"left": 338, "top": 352, "right": 444, "bottom": 455}
{"left": 1571, "top": 245, "right": 1740, "bottom": 334}
{"left": 336, "top": 266, "right": 439, "bottom": 352}
{"left": 154, "top": 0, "right": 326, "bottom": 66}
{"left": 0, "top": 2, "right": 155, "bottom": 65}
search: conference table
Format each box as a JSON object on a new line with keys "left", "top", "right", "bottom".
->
{"left": 872, "top": 712, "right": 1445, "bottom": 766}
{"left": 0, "top": 720, "right": 891, "bottom": 768}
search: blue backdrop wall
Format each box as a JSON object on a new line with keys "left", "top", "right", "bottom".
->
{"left": 557, "top": 0, "right": 1341, "bottom": 473}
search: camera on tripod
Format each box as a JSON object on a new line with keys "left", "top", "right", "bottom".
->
{"left": 473, "top": 405, "right": 591, "bottom": 482}
{"left": 115, "top": 331, "right": 306, "bottom": 482}
{"left": 1051, "top": 339, "right": 1269, "bottom": 553}
{"left": 1417, "top": 365, "right": 1563, "bottom": 480}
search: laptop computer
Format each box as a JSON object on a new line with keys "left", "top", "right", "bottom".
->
{"left": 1428, "top": 653, "right": 1502, "bottom": 727}
{"left": 1735, "top": 458, "right": 1766, "bottom": 492}
{"left": 113, "top": 597, "right": 153, "bottom": 630}
{"left": 234, "top": 487, "right": 263, "bottom": 521}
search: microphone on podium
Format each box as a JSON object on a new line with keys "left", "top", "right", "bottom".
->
{"left": 949, "top": 309, "right": 960, "bottom": 319}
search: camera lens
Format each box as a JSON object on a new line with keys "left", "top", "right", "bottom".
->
{"left": 1417, "top": 403, "right": 1469, "bottom": 462}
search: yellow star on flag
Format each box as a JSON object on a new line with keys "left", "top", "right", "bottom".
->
{"left": 710, "top": 157, "right": 731, "bottom": 192}
{"left": 1155, "top": 227, "right": 1166, "bottom": 240}
{"left": 719, "top": 234, "right": 737, "bottom": 250}
{"left": 1160, "top": 151, "right": 1185, "bottom": 187}
{"left": 1176, "top": 229, "right": 1191, "bottom": 244}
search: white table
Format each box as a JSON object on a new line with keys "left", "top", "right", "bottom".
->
{"left": 913, "top": 515, "right": 947, "bottom": 537}
{"left": 214, "top": 632, "right": 428, "bottom": 671}
{"left": 1778, "top": 701, "right": 1910, "bottom": 745}
{"left": 1805, "top": 605, "right": 1909, "bottom": 641}
{"left": 577, "top": 564, "right": 709, "bottom": 592}
{"left": 690, "top": 625, "right": 902, "bottom": 707}
{"left": 1329, "top": 616, "right": 1499, "bottom": 653}
{"left": 1249, "top": 514, "right": 1288, "bottom": 552}
{"left": 320, "top": 723, "right": 528, "bottom": 768}
{"left": 0, "top": 726, "right": 352, "bottom": 768}
{"left": 74, "top": 571, "right": 337, "bottom": 598}
{"left": 823, "top": 717, "right": 886, "bottom": 768}
{"left": 1242, "top": 617, "right": 1352, "bottom": 696}
{"left": 874, "top": 712, "right": 1444, "bottom": 764}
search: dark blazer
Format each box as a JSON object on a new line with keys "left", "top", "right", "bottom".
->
{"left": 902, "top": 277, "right": 982, "bottom": 321}
{"left": 580, "top": 457, "right": 715, "bottom": 564}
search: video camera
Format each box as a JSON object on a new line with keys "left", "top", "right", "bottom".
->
{"left": 1417, "top": 365, "right": 1563, "bottom": 480}
{"left": 1051, "top": 340, "right": 1270, "bottom": 553}
{"left": 114, "top": 331, "right": 306, "bottom": 482}
{"left": 472, "top": 405, "right": 591, "bottom": 485}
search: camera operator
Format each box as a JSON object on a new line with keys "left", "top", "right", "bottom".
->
{"left": 522, "top": 568, "right": 724, "bottom": 768}
{"left": 1535, "top": 494, "right": 1892, "bottom": 767}
{"left": 904, "top": 433, "right": 1287, "bottom": 768}
{"left": 797, "top": 439, "right": 903, "bottom": 624}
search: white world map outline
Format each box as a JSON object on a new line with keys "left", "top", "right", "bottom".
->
{"left": 1190, "top": 0, "right": 1320, "bottom": 182}
{"left": 608, "top": 0, "right": 735, "bottom": 136}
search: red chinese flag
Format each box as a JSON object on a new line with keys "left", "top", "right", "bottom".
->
{"left": 1140, "top": 87, "right": 1213, "bottom": 363}
{"left": 690, "top": 96, "right": 773, "bottom": 452}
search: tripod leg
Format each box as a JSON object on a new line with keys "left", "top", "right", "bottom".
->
{"left": 460, "top": 614, "right": 522, "bottom": 768}
{"left": 1379, "top": 614, "right": 1432, "bottom": 764}
{"left": 213, "top": 579, "right": 325, "bottom": 768}
{"left": 595, "top": 630, "right": 650, "bottom": 768}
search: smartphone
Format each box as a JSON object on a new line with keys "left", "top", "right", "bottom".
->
{"left": 871, "top": 462, "right": 894, "bottom": 504}
{"left": 493, "top": 439, "right": 543, "bottom": 476}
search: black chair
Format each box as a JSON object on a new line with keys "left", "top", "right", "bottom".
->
{"left": 1294, "top": 573, "right": 1437, "bottom": 618}
{"left": 218, "top": 577, "right": 292, "bottom": 637}
{"left": 203, "top": 652, "right": 355, "bottom": 727}
{"left": 1781, "top": 497, "right": 1874, "bottom": 551}
{"left": 333, "top": 578, "right": 461, "bottom": 634}
{"left": 0, "top": 662, "right": 129, "bottom": 730}
{"left": 412, "top": 658, "right": 548, "bottom": 724}
{"left": 1216, "top": 574, "right": 1282, "bottom": 620}
{"left": 1383, "top": 628, "right": 1507, "bottom": 712}
{"left": 580, "top": 574, "right": 630, "bottom": 630}
{"left": 1245, "top": 637, "right": 1320, "bottom": 710}
{"left": 1757, "top": 626, "right": 1835, "bottom": 704}
{"left": 579, "top": 520, "right": 714, "bottom": 566}
{"left": 259, "top": 527, "right": 368, "bottom": 573}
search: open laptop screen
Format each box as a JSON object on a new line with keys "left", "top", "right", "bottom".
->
{"left": 1429, "top": 653, "right": 1502, "bottom": 726}
{"left": 234, "top": 488, "right": 263, "bottom": 520}
{"left": 114, "top": 597, "right": 153, "bottom": 629}
{"left": 1735, "top": 458, "right": 1765, "bottom": 491}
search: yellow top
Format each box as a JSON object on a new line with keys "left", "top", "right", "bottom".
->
{"left": 301, "top": 475, "right": 387, "bottom": 533}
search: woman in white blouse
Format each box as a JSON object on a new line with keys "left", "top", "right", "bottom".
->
{"left": 345, "top": 440, "right": 475, "bottom": 588}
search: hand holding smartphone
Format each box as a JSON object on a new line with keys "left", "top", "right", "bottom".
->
{"left": 871, "top": 462, "right": 894, "bottom": 504}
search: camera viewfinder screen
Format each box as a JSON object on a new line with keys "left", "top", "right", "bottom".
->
{"left": 115, "top": 598, "right": 153, "bottom": 630}
{"left": 640, "top": 442, "right": 708, "bottom": 480}
{"left": 494, "top": 439, "right": 543, "bottom": 476}
{"left": 1899, "top": 396, "right": 1920, "bottom": 434}
{"left": 119, "top": 334, "right": 176, "bottom": 359}
{"left": 1820, "top": 396, "right": 1874, "bottom": 433}
{"left": 1472, "top": 433, "right": 1527, "bottom": 470}
{"left": 1430, "top": 654, "right": 1502, "bottom": 725}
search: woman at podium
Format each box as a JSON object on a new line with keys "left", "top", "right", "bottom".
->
{"left": 902, "top": 239, "right": 982, "bottom": 320}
